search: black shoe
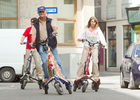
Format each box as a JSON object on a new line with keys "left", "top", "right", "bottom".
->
{"left": 73, "top": 80, "right": 79, "bottom": 92}
{"left": 73, "top": 79, "right": 83, "bottom": 91}
{"left": 38, "top": 80, "right": 43, "bottom": 89}
{"left": 92, "top": 79, "right": 100, "bottom": 91}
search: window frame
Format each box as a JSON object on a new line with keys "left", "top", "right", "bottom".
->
{"left": 0, "top": 0, "right": 18, "bottom": 28}
{"left": 106, "top": 0, "right": 116, "bottom": 20}
{"left": 57, "top": 0, "right": 77, "bottom": 46}
{"left": 108, "top": 26, "right": 117, "bottom": 67}
{"left": 123, "top": 25, "right": 131, "bottom": 56}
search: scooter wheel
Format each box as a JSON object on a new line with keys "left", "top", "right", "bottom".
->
{"left": 44, "top": 85, "right": 49, "bottom": 94}
{"left": 54, "top": 81, "right": 63, "bottom": 95}
{"left": 21, "top": 79, "right": 27, "bottom": 89}
{"left": 78, "top": 82, "right": 82, "bottom": 89}
{"left": 82, "top": 80, "right": 88, "bottom": 93}
{"left": 66, "top": 85, "right": 72, "bottom": 94}
{"left": 73, "top": 84, "right": 78, "bottom": 92}
{"left": 95, "top": 89, "right": 98, "bottom": 92}
{"left": 38, "top": 80, "right": 42, "bottom": 89}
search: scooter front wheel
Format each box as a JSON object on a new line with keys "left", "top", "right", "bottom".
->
{"left": 20, "top": 75, "right": 28, "bottom": 89}
{"left": 21, "top": 79, "right": 27, "bottom": 89}
{"left": 73, "top": 83, "right": 78, "bottom": 92}
{"left": 82, "top": 80, "right": 88, "bottom": 92}
{"left": 54, "top": 81, "right": 63, "bottom": 95}
{"left": 44, "top": 85, "right": 49, "bottom": 94}
{"left": 38, "top": 80, "right": 42, "bottom": 89}
{"left": 66, "top": 84, "right": 72, "bottom": 94}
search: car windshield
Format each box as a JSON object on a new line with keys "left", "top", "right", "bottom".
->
{"left": 134, "top": 44, "right": 140, "bottom": 58}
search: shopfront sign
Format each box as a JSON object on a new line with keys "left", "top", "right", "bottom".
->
{"left": 46, "top": 7, "right": 58, "bottom": 14}
{"left": 37, "top": 7, "right": 58, "bottom": 14}
{"left": 126, "top": 7, "right": 140, "bottom": 24}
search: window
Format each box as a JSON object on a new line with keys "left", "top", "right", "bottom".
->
{"left": 56, "top": 0, "right": 76, "bottom": 45}
{"left": 64, "top": 0, "right": 74, "bottom": 4}
{"left": 0, "top": 20, "right": 17, "bottom": 28}
{"left": 108, "top": 27, "right": 116, "bottom": 67}
{"left": 122, "top": 0, "right": 132, "bottom": 18}
{"left": 123, "top": 25, "right": 131, "bottom": 55}
{"left": 57, "top": 21, "right": 74, "bottom": 43}
{"left": 106, "top": 0, "right": 116, "bottom": 20}
{"left": 95, "top": 0, "right": 101, "bottom": 6}
{"left": 57, "top": 0, "right": 74, "bottom": 19}
{"left": 0, "top": 0, "right": 18, "bottom": 28}
{"left": 95, "top": 0, "right": 101, "bottom": 21}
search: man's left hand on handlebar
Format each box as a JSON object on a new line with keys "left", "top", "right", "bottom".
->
{"left": 29, "top": 42, "right": 36, "bottom": 48}
{"left": 52, "top": 32, "right": 57, "bottom": 37}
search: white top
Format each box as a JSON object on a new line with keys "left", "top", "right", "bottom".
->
{"left": 77, "top": 27, "right": 107, "bottom": 48}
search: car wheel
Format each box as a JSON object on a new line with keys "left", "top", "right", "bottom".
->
{"left": 0, "top": 67, "right": 16, "bottom": 82}
{"left": 120, "top": 71, "right": 128, "bottom": 88}
{"left": 128, "top": 70, "right": 138, "bottom": 89}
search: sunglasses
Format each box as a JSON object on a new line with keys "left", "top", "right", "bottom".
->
{"left": 39, "top": 11, "right": 45, "bottom": 13}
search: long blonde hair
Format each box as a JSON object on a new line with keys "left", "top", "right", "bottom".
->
{"left": 87, "top": 16, "right": 98, "bottom": 29}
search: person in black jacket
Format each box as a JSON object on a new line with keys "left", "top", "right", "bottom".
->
{"left": 30, "top": 6, "right": 67, "bottom": 81}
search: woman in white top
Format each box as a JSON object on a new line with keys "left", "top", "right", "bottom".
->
{"left": 74, "top": 16, "right": 107, "bottom": 90}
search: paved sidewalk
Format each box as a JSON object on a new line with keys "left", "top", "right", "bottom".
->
{"left": 100, "top": 71, "right": 120, "bottom": 76}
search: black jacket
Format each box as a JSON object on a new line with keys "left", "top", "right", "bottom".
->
{"left": 34, "top": 17, "right": 57, "bottom": 52}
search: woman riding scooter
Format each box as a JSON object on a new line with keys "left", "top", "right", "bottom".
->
{"left": 73, "top": 16, "right": 107, "bottom": 92}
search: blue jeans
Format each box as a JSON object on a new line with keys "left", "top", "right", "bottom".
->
{"left": 39, "top": 45, "right": 67, "bottom": 80}
{"left": 52, "top": 48, "right": 67, "bottom": 78}
{"left": 39, "top": 45, "right": 49, "bottom": 80}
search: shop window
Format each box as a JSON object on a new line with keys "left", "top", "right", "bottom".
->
{"left": 0, "top": 0, "right": 18, "bottom": 28}
{"left": 123, "top": 25, "right": 131, "bottom": 55}
{"left": 108, "top": 27, "right": 116, "bottom": 67}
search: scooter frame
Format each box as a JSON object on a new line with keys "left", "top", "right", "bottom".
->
{"left": 20, "top": 42, "right": 42, "bottom": 89}
{"left": 42, "top": 44, "right": 72, "bottom": 95}
{"left": 73, "top": 39, "right": 100, "bottom": 92}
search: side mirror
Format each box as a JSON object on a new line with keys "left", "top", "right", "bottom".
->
{"left": 125, "top": 54, "right": 131, "bottom": 59}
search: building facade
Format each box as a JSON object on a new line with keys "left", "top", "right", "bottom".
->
{"left": 97, "top": 0, "right": 140, "bottom": 71}
{"left": 0, "top": 0, "right": 99, "bottom": 78}
{"left": 2, "top": 0, "right": 140, "bottom": 74}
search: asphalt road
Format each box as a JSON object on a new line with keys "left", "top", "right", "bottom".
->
{"left": 0, "top": 71, "right": 140, "bottom": 100}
